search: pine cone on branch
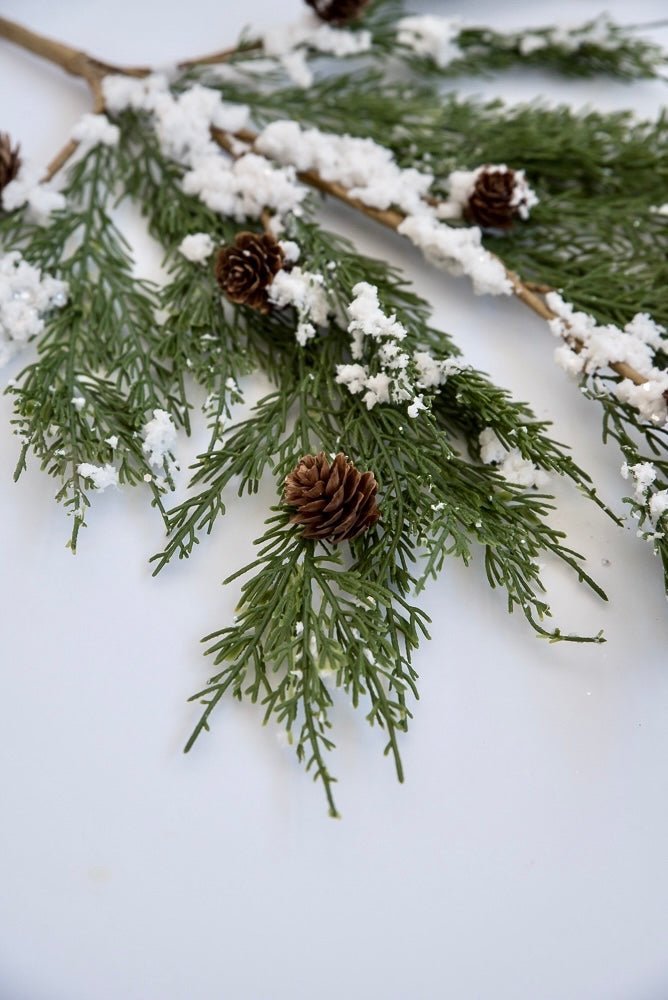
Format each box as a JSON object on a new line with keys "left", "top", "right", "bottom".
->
{"left": 466, "top": 167, "right": 519, "bottom": 231}
{"left": 285, "top": 452, "right": 380, "bottom": 543}
{"left": 0, "top": 133, "right": 21, "bottom": 202}
{"left": 305, "top": 0, "right": 371, "bottom": 26}
{"left": 215, "top": 231, "right": 284, "bottom": 313}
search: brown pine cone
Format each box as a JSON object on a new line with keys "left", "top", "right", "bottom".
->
{"left": 215, "top": 231, "right": 284, "bottom": 313}
{"left": 305, "top": 0, "right": 370, "bottom": 26}
{"left": 0, "top": 133, "right": 21, "bottom": 202}
{"left": 466, "top": 167, "right": 518, "bottom": 231}
{"left": 285, "top": 452, "right": 380, "bottom": 543}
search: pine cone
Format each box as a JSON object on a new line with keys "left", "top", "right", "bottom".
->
{"left": 215, "top": 231, "right": 284, "bottom": 313}
{"left": 305, "top": 0, "right": 370, "bottom": 26}
{"left": 0, "top": 133, "right": 21, "bottom": 201}
{"left": 285, "top": 452, "right": 380, "bottom": 543}
{"left": 466, "top": 167, "right": 518, "bottom": 231}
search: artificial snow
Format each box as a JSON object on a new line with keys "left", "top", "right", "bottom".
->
{"left": 413, "top": 351, "right": 457, "bottom": 388}
{"left": 181, "top": 152, "right": 306, "bottom": 222}
{"left": 336, "top": 282, "right": 455, "bottom": 415}
{"left": 2, "top": 172, "right": 66, "bottom": 225}
{"left": 178, "top": 232, "right": 215, "bottom": 263}
{"left": 518, "top": 34, "right": 548, "bottom": 56}
{"left": 443, "top": 165, "right": 539, "bottom": 223}
{"left": 71, "top": 113, "right": 120, "bottom": 150}
{"left": 621, "top": 462, "right": 668, "bottom": 531}
{"left": 256, "top": 120, "right": 434, "bottom": 216}
{"left": 554, "top": 344, "right": 585, "bottom": 377}
{"left": 142, "top": 408, "right": 177, "bottom": 468}
{"left": 396, "top": 15, "right": 461, "bottom": 68}
{"left": 546, "top": 292, "right": 668, "bottom": 423}
{"left": 260, "top": 12, "right": 371, "bottom": 87}
{"left": 77, "top": 463, "right": 119, "bottom": 491}
{"left": 346, "top": 281, "right": 406, "bottom": 359}
{"left": 479, "top": 427, "right": 507, "bottom": 465}
{"left": 622, "top": 460, "right": 656, "bottom": 501}
{"left": 278, "top": 240, "right": 301, "bottom": 264}
{"left": 398, "top": 215, "right": 512, "bottom": 296}
{"left": 520, "top": 16, "right": 623, "bottom": 57}
{"left": 479, "top": 427, "right": 549, "bottom": 489}
{"left": 103, "top": 75, "right": 304, "bottom": 224}
{"left": 649, "top": 490, "right": 668, "bottom": 522}
{"left": 0, "top": 252, "right": 68, "bottom": 367}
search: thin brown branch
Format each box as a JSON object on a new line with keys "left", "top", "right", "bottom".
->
{"left": 0, "top": 15, "right": 149, "bottom": 182}
{"left": 523, "top": 280, "right": 554, "bottom": 294}
{"left": 213, "top": 126, "right": 649, "bottom": 388}
{"left": 43, "top": 139, "right": 80, "bottom": 184}
{"left": 0, "top": 16, "right": 149, "bottom": 86}
{"left": 0, "top": 14, "right": 652, "bottom": 389}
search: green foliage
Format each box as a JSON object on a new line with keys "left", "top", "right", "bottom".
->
{"left": 588, "top": 378, "right": 668, "bottom": 591}
{"left": 391, "top": 17, "right": 667, "bottom": 81}
{"left": 0, "top": 144, "right": 178, "bottom": 550}
{"left": 188, "top": 517, "right": 428, "bottom": 818}
{"left": 206, "top": 2, "right": 666, "bottom": 83}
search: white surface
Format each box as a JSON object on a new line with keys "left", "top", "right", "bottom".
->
{"left": 1, "top": 2, "right": 668, "bottom": 999}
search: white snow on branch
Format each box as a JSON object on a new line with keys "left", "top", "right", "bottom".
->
{"left": 182, "top": 152, "right": 305, "bottom": 222}
{"left": 260, "top": 12, "right": 371, "bottom": 88}
{"left": 336, "top": 282, "right": 456, "bottom": 415}
{"left": 621, "top": 461, "right": 668, "bottom": 541}
{"left": 396, "top": 15, "right": 462, "bottom": 68}
{"left": 102, "top": 75, "right": 305, "bottom": 224}
{"left": 0, "top": 252, "right": 68, "bottom": 368}
{"left": 267, "top": 266, "right": 329, "bottom": 346}
{"left": 398, "top": 215, "right": 512, "bottom": 296}
{"left": 479, "top": 428, "right": 549, "bottom": 489}
{"left": 547, "top": 293, "right": 668, "bottom": 424}
{"left": 142, "top": 409, "right": 177, "bottom": 469}
{"left": 520, "top": 15, "right": 629, "bottom": 57}
{"left": 2, "top": 168, "right": 66, "bottom": 225}
{"left": 77, "top": 463, "right": 119, "bottom": 492}
{"left": 256, "top": 120, "right": 433, "bottom": 216}
{"left": 178, "top": 232, "right": 215, "bottom": 263}
{"left": 71, "top": 113, "right": 120, "bottom": 150}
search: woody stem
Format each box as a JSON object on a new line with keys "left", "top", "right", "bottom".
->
{"left": 0, "top": 15, "right": 652, "bottom": 388}
{"left": 214, "top": 128, "right": 648, "bottom": 387}
{"left": 0, "top": 15, "right": 149, "bottom": 179}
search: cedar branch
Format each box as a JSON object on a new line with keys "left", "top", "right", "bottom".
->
{"left": 214, "top": 127, "right": 648, "bottom": 387}
{"left": 0, "top": 15, "right": 651, "bottom": 387}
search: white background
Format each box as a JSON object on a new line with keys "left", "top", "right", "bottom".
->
{"left": 1, "top": 1, "right": 667, "bottom": 998}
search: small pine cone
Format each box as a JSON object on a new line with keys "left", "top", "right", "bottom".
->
{"left": 285, "top": 452, "right": 380, "bottom": 543}
{"left": 0, "top": 133, "right": 21, "bottom": 200}
{"left": 466, "top": 167, "right": 519, "bottom": 231}
{"left": 215, "top": 231, "right": 284, "bottom": 313}
{"left": 305, "top": 0, "right": 370, "bottom": 26}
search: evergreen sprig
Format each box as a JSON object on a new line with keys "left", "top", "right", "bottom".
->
{"left": 1, "top": 144, "right": 179, "bottom": 549}
{"left": 195, "top": 1, "right": 666, "bottom": 84}
{"left": 389, "top": 17, "right": 668, "bottom": 82}
{"left": 201, "top": 64, "right": 668, "bottom": 597}
{"left": 188, "top": 513, "right": 428, "bottom": 818}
